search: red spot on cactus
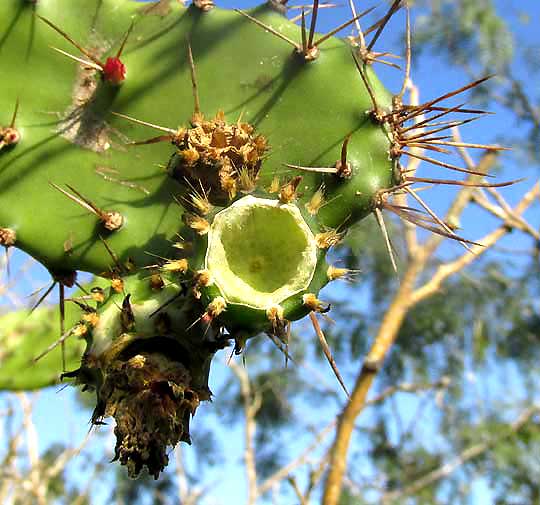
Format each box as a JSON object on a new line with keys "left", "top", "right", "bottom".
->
{"left": 102, "top": 57, "right": 126, "bottom": 85}
{"left": 5, "top": 130, "right": 20, "bottom": 144}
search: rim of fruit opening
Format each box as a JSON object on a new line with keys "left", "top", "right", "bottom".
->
{"left": 205, "top": 195, "right": 318, "bottom": 310}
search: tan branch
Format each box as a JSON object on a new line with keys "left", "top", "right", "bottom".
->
{"left": 322, "top": 152, "right": 527, "bottom": 505}
{"left": 471, "top": 188, "right": 540, "bottom": 240}
{"left": 258, "top": 420, "right": 335, "bottom": 496}
{"left": 322, "top": 260, "right": 423, "bottom": 505}
{"left": 17, "top": 393, "right": 47, "bottom": 505}
{"left": 174, "top": 446, "right": 208, "bottom": 505}
{"left": 365, "top": 376, "right": 451, "bottom": 407}
{"left": 230, "top": 361, "right": 260, "bottom": 505}
{"left": 175, "top": 446, "right": 190, "bottom": 505}
{"left": 0, "top": 403, "right": 25, "bottom": 505}
{"left": 287, "top": 476, "right": 308, "bottom": 505}
{"left": 412, "top": 181, "right": 540, "bottom": 304}
{"left": 43, "top": 431, "right": 92, "bottom": 482}
{"left": 71, "top": 464, "right": 102, "bottom": 505}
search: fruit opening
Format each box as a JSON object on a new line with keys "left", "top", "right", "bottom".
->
{"left": 206, "top": 196, "right": 317, "bottom": 309}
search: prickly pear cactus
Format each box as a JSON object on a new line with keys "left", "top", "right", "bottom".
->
{"left": 0, "top": 0, "right": 498, "bottom": 478}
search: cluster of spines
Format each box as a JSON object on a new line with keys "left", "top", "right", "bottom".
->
{"left": 0, "top": 100, "right": 21, "bottom": 152}
{"left": 341, "top": 0, "right": 510, "bottom": 269}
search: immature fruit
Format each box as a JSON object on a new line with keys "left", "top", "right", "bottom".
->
{"left": 66, "top": 273, "right": 216, "bottom": 478}
{"left": 195, "top": 194, "right": 328, "bottom": 336}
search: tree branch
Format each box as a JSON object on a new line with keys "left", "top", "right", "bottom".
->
{"left": 230, "top": 361, "right": 261, "bottom": 505}
{"left": 411, "top": 181, "right": 540, "bottom": 304}
{"left": 322, "top": 259, "right": 423, "bottom": 505}
{"left": 471, "top": 188, "right": 540, "bottom": 240}
{"left": 258, "top": 420, "right": 335, "bottom": 496}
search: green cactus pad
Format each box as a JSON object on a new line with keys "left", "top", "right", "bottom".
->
{"left": 0, "top": 304, "right": 84, "bottom": 390}
{"left": 0, "top": 0, "right": 395, "bottom": 276}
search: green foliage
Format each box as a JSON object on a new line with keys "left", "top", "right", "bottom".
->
{"left": 414, "top": 0, "right": 513, "bottom": 72}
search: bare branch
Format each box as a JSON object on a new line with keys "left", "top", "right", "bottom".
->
{"left": 365, "top": 376, "right": 451, "bottom": 407}
{"left": 258, "top": 420, "right": 335, "bottom": 495}
{"left": 382, "top": 405, "right": 540, "bottom": 503}
{"left": 411, "top": 181, "right": 540, "bottom": 304}
{"left": 229, "top": 361, "right": 261, "bottom": 505}
{"left": 322, "top": 149, "right": 532, "bottom": 505}
{"left": 471, "top": 189, "right": 540, "bottom": 240}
